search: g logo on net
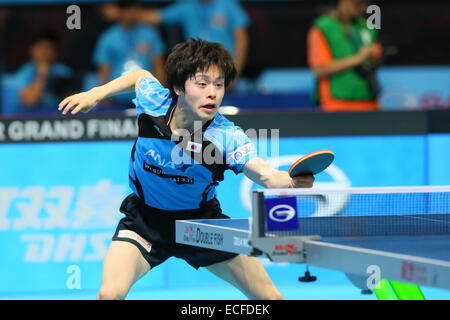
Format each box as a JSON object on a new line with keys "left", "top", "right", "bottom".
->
{"left": 268, "top": 204, "right": 296, "bottom": 222}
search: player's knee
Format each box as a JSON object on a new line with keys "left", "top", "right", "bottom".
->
{"left": 247, "top": 287, "right": 284, "bottom": 300}
{"left": 97, "top": 286, "right": 127, "bottom": 300}
{"left": 251, "top": 284, "right": 284, "bottom": 300}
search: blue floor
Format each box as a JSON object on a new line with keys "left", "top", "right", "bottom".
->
{"left": 2, "top": 270, "right": 449, "bottom": 300}
{"left": 2, "top": 284, "right": 450, "bottom": 300}
{"left": 2, "top": 258, "right": 449, "bottom": 300}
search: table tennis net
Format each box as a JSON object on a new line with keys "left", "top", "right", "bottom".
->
{"left": 252, "top": 186, "right": 450, "bottom": 238}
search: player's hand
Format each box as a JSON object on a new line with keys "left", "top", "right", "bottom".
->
{"left": 58, "top": 87, "right": 104, "bottom": 115}
{"left": 36, "top": 62, "right": 50, "bottom": 78}
{"left": 290, "top": 175, "right": 315, "bottom": 188}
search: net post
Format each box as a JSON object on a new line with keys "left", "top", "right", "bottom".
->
{"left": 249, "top": 190, "right": 266, "bottom": 256}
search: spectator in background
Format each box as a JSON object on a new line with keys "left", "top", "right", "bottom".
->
{"left": 307, "top": 0, "right": 382, "bottom": 112}
{"left": 93, "top": 0, "right": 166, "bottom": 108}
{"left": 15, "top": 30, "right": 72, "bottom": 113}
{"left": 139, "top": 0, "right": 249, "bottom": 80}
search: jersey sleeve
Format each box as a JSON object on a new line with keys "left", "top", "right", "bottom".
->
{"left": 53, "top": 63, "right": 72, "bottom": 78}
{"left": 132, "top": 76, "right": 172, "bottom": 117}
{"left": 224, "top": 127, "right": 257, "bottom": 174}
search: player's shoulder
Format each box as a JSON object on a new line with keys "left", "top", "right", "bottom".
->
{"left": 100, "top": 24, "right": 121, "bottom": 38}
{"left": 51, "top": 62, "right": 72, "bottom": 76}
{"left": 208, "top": 113, "right": 239, "bottom": 130}
{"left": 134, "top": 76, "right": 172, "bottom": 117}
{"left": 95, "top": 24, "right": 122, "bottom": 47}
{"left": 314, "top": 14, "right": 337, "bottom": 28}
{"left": 205, "top": 113, "right": 248, "bottom": 141}
{"left": 14, "top": 61, "right": 34, "bottom": 83}
{"left": 16, "top": 61, "right": 34, "bottom": 74}
{"left": 207, "top": 114, "right": 256, "bottom": 166}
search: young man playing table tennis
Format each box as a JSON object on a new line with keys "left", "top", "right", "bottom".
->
{"left": 59, "top": 39, "right": 314, "bottom": 300}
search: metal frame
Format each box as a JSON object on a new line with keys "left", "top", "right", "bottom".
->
{"left": 261, "top": 185, "right": 450, "bottom": 196}
{"left": 175, "top": 187, "right": 450, "bottom": 290}
{"left": 247, "top": 189, "right": 450, "bottom": 290}
{"left": 304, "top": 239, "right": 450, "bottom": 290}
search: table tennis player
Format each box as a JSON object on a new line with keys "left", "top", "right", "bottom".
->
{"left": 58, "top": 39, "right": 314, "bottom": 300}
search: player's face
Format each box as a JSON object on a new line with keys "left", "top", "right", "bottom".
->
{"left": 31, "top": 40, "right": 57, "bottom": 64}
{"left": 177, "top": 65, "right": 225, "bottom": 121}
{"left": 340, "top": 0, "right": 367, "bottom": 21}
{"left": 120, "top": 5, "right": 140, "bottom": 27}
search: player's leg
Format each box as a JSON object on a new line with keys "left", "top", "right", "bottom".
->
{"left": 96, "top": 240, "right": 150, "bottom": 300}
{"left": 206, "top": 254, "right": 284, "bottom": 300}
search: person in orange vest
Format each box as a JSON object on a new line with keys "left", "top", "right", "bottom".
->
{"left": 307, "top": 0, "right": 382, "bottom": 112}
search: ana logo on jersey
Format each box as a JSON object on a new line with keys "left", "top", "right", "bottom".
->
{"left": 145, "top": 149, "right": 177, "bottom": 169}
{"left": 144, "top": 148, "right": 194, "bottom": 173}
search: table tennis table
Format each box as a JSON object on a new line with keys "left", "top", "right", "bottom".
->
{"left": 175, "top": 187, "right": 450, "bottom": 292}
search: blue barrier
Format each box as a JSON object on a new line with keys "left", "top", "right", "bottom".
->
{"left": 3, "top": 66, "right": 449, "bottom": 115}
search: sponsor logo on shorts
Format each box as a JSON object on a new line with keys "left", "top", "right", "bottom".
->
{"left": 117, "top": 230, "right": 152, "bottom": 253}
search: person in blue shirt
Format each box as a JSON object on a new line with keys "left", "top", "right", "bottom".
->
{"left": 15, "top": 30, "right": 72, "bottom": 113}
{"left": 93, "top": 0, "right": 166, "bottom": 107}
{"left": 59, "top": 39, "right": 314, "bottom": 300}
{"left": 140, "top": 0, "right": 249, "bottom": 78}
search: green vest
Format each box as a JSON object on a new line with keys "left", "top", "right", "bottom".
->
{"left": 312, "top": 15, "right": 378, "bottom": 103}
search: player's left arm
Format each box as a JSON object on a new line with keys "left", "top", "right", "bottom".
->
{"left": 58, "top": 69, "right": 154, "bottom": 115}
{"left": 152, "top": 55, "right": 166, "bottom": 87}
{"left": 242, "top": 156, "right": 314, "bottom": 189}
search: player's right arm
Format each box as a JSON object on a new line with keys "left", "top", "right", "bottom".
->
{"left": 58, "top": 69, "right": 156, "bottom": 115}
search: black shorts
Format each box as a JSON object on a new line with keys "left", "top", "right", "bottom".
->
{"left": 112, "top": 193, "right": 238, "bottom": 270}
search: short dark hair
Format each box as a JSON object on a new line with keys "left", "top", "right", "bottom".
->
{"left": 31, "top": 29, "right": 60, "bottom": 46}
{"left": 165, "top": 39, "right": 237, "bottom": 102}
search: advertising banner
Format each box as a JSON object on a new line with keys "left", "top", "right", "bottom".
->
{"left": 1, "top": 134, "right": 445, "bottom": 294}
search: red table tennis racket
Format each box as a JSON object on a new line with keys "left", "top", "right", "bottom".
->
{"left": 288, "top": 150, "right": 334, "bottom": 177}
